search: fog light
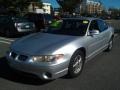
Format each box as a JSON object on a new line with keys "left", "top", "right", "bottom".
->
{"left": 43, "top": 72, "right": 52, "bottom": 79}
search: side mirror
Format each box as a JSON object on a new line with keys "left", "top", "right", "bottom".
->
{"left": 89, "top": 30, "right": 100, "bottom": 35}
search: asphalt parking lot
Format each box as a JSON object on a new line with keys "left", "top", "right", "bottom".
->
{"left": 0, "top": 34, "right": 120, "bottom": 90}
{"left": 0, "top": 37, "right": 16, "bottom": 57}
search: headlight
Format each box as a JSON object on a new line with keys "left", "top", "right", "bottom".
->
{"left": 15, "top": 23, "right": 22, "bottom": 27}
{"left": 32, "top": 54, "right": 64, "bottom": 62}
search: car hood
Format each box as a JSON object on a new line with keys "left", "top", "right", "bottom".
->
{"left": 11, "top": 33, "right": 80, "bottom": 55}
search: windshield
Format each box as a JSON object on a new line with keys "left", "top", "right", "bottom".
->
{"left": 43, "top": 19, "right": 89, "bottom": 36}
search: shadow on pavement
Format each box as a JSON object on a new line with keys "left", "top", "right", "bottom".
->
{"left": 0, "top": 57, "right": 53, "bottom": 85}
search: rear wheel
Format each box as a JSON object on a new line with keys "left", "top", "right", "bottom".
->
{"left": 68, "top": 50, "right": 85, "bottom": 78}
{"left": 105, "top": 38, "right": 113, "bottom": 52}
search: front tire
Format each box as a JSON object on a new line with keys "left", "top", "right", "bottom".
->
{"left": 68, "top": 50, "right": 85, "bottom": 78}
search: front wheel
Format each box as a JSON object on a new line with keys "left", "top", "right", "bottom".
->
{"left": 68, "top": 50, "right": 85, "bottom": 78}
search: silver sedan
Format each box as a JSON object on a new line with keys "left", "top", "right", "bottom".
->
{"left": 6, "top": 17, "right": 114, "bottom": 80}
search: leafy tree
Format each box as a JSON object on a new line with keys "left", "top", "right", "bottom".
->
{"left": 57, "top": 0, "right": 83, "bottom": 13}
{"left": 0, "top": 0, "right": 42, "bottom": 14}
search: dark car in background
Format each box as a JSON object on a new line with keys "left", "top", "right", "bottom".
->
{"left": 24, "top": 13, "right": 53, "bottom": 32}
{"left": 0, "top": 15, "right": 35, "bottom": 37}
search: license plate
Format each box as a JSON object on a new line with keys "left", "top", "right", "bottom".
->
{"left": 25, "top": 25, "right": 30, "bottom": 28}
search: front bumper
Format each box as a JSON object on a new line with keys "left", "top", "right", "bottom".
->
{"left": 6, "top": 53, "right": 69, "bottom": 80}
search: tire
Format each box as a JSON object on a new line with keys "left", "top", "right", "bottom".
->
{"left": 68, "top": 50, "right": 85, "bottom": 78}
{"left": 105, "top": 38, "right": 113, "bottom": 52}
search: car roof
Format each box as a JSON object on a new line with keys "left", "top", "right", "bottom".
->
{"left": 62, "top": 17, "right": 99, "bottom": 21}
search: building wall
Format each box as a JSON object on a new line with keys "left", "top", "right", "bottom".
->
{"left": 42, "top": 3, "right": 51, "bottom": 14}
{"left": 76, "top": 0, "right": 103, "bottom": 15}
{"left": 28, "top": 2, "right": 51, "bottom": 14}
{"left": 87, "top": 1, "right": 103, "bottom": 15}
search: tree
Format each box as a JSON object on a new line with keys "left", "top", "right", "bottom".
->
{"left": 0, "top": 0, "right": 42, "bottom": 14}
{"left": 57, "top": 0, "right": 83, "bottom": 13}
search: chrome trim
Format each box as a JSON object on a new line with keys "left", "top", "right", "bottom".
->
{"left": 55, "top": 68, "right": 68, "bottom": 75}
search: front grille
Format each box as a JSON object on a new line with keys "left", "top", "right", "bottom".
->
{"left": 10, "top": 51, "right": 28, "bottom": 61}
{"left": 18, "top": 55, "right": 28, "bottom": 61}
{"left": 11, "top": 52, "right": 17, "bottom": 59}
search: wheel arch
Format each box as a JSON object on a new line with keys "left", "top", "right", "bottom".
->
{"left": 68, "top": 47, "right": 86, "bottom": 77}
{"left": 75, "top": 47, "right": 86, "bottom": 61}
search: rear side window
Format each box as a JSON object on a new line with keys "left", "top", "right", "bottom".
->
{"left": 97, "top": 20, "right": 108, "bottom": 32}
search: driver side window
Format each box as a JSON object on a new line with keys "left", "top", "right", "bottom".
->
{"left": 89, "top": 20, "right": 99, "bottom": 31}
{"left": 89, "top": 20, "right": 100, "bottom": 34}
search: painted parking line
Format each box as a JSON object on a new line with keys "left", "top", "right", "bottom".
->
{"left": 0, "top": 37, "right": 14, "bottom": 42}
{"left": 0, "top": 37, "right": 15, "bottom": 44}
{"left": 0, "top": 40, "right": 11, "bottom": 44}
